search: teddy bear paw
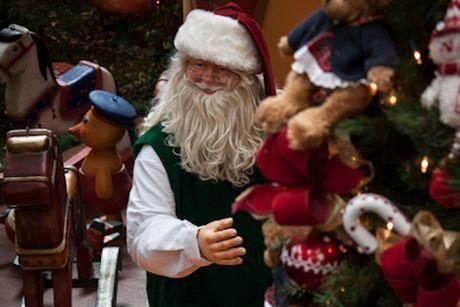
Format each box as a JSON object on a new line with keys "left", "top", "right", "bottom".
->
{"left": 287, "top": 111, "right": 329, "bottom": 150}
{"left": 367, "top": 66, "right": 395, "bottom": 93}
{"left": 277, "top": 35, "right": 293, "bottom": 57}
{"left": 256, "top": 97, "right": 290, "bottom": 133}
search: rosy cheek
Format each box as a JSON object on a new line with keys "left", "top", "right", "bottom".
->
{"left": 185, "top": 68, "right": 201, "bottom": 83}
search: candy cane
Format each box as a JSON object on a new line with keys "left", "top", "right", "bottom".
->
{"left": 343, "top": 193, "right": 411, "bottom": 254}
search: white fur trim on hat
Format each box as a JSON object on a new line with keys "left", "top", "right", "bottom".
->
{"left": 174, "top": 9, "right": 260, "bottom": 73}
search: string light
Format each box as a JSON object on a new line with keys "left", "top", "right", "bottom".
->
{"left": 340, "top": 286, "right": 346, "bottom": 293}
{"left": 382, "top": 92, "right": 399, "bottom": 106}
{"left": 413, "top": 51, "right": 422, "bottom": 65}
{"left": 386, "top": 222, "right": 394, "bottom": 231}
{"left": 156, "top": 0, "right": 160, "bottom": 5}
{"left": 420, "top": 156, "right": 429, "bottom": 173}
{"left": 387, "top": 95, "right": 398, "bottom": 105}
{"left": 369, "top": 82, "right": 378, "bottom": 96}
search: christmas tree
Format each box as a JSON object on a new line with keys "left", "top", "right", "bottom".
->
{"left": 259, "top": 0, "right": 460, "bottom": 306}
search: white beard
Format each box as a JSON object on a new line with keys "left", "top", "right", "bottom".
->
{"left": 143, "top": 53, "right": 263, "bottom": 186}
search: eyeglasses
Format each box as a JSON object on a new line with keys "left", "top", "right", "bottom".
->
{"left": 185, "top": 59, "right": 239, "bottom": 86}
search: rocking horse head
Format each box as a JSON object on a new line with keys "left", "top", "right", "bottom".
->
{"left": 0, "top": 24, "right": 117, "bottom": 135}
{"left": 0, "top": 24, "right": 54, "bottom": 84}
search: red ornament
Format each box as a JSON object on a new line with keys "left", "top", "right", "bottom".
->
{"left": 429, "top": 167, "right": 460, "bottom": 208}
{"left": 281, "top": 236, "right": 344, "bottom": 290}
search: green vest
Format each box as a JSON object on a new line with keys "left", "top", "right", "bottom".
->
{"left": 133, "top": 125, "right": 271, "bottom": 307}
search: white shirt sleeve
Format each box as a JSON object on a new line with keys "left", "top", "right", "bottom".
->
{"left": 126, "top": 145, "right": 211, "bottom": 278}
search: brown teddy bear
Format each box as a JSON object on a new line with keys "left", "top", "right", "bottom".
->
{"left": 257, "top": 0, "right": 395, "bottom": 150}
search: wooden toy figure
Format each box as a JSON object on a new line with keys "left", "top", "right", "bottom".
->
{"left": 69, "top": 90, "right": 136, "bottom": 215}
{"left": 0, "top": 24, "right": 116, "bottom": 135}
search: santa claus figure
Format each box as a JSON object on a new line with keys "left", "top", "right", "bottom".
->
{"left": 127, "top": 2, "right": 276, "bottom": 307}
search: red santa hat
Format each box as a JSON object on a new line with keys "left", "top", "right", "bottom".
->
{"left": 432, "top": 0, "right": 460, "bottom": 37}
{"left": 174, "top": 2, "right": 276, "bottom": 97}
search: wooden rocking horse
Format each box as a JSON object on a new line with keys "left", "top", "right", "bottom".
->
{"left": 0, "top": 24, "right": 117, "bottom": 135}
{"left": 1, "top": 128, "right": 93, "bottom": 307}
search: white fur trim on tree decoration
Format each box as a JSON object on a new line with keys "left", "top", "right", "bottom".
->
{"left": 174, "top": 9, "right": 260, "bottom": 73}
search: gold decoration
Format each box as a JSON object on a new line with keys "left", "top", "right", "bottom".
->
{"left": 316, "top": 194, "right": 346, "bottom": 232}
{"left": 409, "top": 211, "right": 460, "bottom": 274}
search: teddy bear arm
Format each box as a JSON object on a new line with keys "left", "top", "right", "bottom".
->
{"left": 287, "top": 85, "right": 371, "bottom": 150}
{"left": 95, "top": 167, "right": 114, "bottom": 200}
{"left": 286, "top": 10, "right": 326, "bottom": 52}
{"left": 277, "top": 36, "right": 293, "bottom": 57}
{"left": 367, "top": 66, "right": 395, "bottom": 93}
{"left": 320, "top": 85, "right": 372, "bottom": 122}
{"left": 362, "top": 24, "right": 396, "bottom": 71}
{"left": 256, "top": 71, "right": 312, "bottom": 133}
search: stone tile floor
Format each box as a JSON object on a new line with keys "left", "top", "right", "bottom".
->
{"left": 0, "top": 209, "right": 147, "bottom": 307}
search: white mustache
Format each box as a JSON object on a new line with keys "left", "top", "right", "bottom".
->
{"left": 192, "top": 81, "right": 225, "bottom": 93}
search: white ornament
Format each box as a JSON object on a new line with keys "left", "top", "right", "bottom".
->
{"left": 342, "top": 193, "right": 411, "bottom": 254}
{"left": 421, "top": 1, "right": 460, "bottom": 130}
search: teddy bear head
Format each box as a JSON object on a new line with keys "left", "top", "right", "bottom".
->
{"left": 323, "top": 0, "right": 391, "bottom": 23}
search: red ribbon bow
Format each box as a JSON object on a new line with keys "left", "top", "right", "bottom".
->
{"left": 380, "top": 237, "right": 460, "bottom": 307}
{"left": 232, "top": 129, "right": 362, "bottom": 226}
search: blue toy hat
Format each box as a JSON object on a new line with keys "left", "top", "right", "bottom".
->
{"left": 89, "top": 90, "right": 136, "bottom": 125}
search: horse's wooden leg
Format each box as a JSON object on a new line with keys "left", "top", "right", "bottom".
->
{"left": 76, "top": 193, "right": 93, "bottom": 279}
{"left": 52, "top": 260, "right": 72, "bottom": 307}
{"left": 76, "top": 242, "right": 93, "bottom": 279}
{"left": 65, "top": 166, "right": 93, "bottom": 279}
{"left": 22, "top": 270, "right": 44, "bottom": 307}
